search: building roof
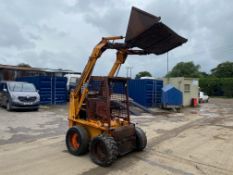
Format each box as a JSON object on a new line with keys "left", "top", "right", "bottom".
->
{"left": 0, "top": 64, "right": 81, "bottom": 74}
{"left": 162, "top": 84, "right": 181, "bottom": 92}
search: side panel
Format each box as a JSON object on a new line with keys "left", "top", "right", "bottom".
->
{"left": 112, "top": 124, "right": 136, "bottom": 155}
{"left": 128, "top": 79, "right": 163, "bottom": 107}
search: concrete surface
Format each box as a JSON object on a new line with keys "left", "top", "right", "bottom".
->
{"left": 0, "top": 105, "right": 67, "bottom": 145}
{"left": 0, "top": 98, "right": 233, "bottom": 175}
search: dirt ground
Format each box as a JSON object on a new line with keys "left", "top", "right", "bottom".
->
{"left": 0, "top": 98, "right": 233, "bottom": 175}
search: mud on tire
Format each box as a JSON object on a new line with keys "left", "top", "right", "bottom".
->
{"left": 89, "top": 135, "right": 118, "bottom": 167}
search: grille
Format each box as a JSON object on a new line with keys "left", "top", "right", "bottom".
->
{"left": 18, "top": 96, "right": 37, "bottom": 102}
{"left": 88, "top": 77, "right": 129, "bottom": 120}
{"left": 110, "top": 80, "right": 128, "bottom": 119}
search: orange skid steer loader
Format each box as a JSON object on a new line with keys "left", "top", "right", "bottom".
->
{"left": 66, "top": 7, "right": 187, "bottom": 166}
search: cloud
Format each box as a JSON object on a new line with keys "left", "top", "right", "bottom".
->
{"left": 0, "top": 20, "right": 35, "bottom": 49}
{"left": 18, "top": 50, "right": 77, "bottom": 69}
{"left": 0, "top": 0, "right": 233, "bottom": 78}
{"left": 68, "top": 0, "right": 148, "bottom": 35}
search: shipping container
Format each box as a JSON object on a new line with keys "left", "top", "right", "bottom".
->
{"left": 128, "top": 79, "right": 163, "bottom": 107}
{"left": 16, "top": 76, "right": 67, "bottom": 104}
{"left": 161, "top": 84, "right": 183, "bottom": 108}
{"left": 52, "top": 77, "right": 67, "bottom": 104}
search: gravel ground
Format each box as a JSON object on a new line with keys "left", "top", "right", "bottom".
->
{"left": 0, "top": 98, "right": 233, "bottom": 175}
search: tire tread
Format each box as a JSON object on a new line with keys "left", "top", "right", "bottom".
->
{"left": 66, "top": 125, "right": 89, "bottom": 156}
{"left": 135, "top": 127, "right": 147, "bottom": 151}
{"left": 90, "top": 135, "right": 118, "bottom": 166}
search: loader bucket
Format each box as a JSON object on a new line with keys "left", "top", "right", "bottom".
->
{"left": 125, "top": 7, "right": 187, "bottom": 55}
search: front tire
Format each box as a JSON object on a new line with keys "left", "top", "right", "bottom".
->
{"left": 32, "top": 107, "right": 39, "bottom": 112}
{"left": 135, "top": 127, "right": 147, "bottom": 151}
{"left": 66, "top": 125, "right": 89, "bottom": 155}
{"left": 6, "top": 101, "right": 12, "bottom": 111}
{"left": 89, "top": 135, "right": 118, "bottom": 167}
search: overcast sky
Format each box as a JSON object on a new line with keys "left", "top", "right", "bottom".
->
{"left": 0, "top": 0, "right": 233, "bottom": 77}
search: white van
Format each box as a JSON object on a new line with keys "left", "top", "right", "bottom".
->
{"left": 64, "top": 74, "right": 81, "bottom": 96}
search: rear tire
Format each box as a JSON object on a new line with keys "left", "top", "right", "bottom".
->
{"left": 135, "top": 127, "right": 147, "bottom": 151}
{"left": 89, "top": 135, "right": 118, "bottom": 167}
{"left": 66, "top": 125, "right": 89, "bottom": 155}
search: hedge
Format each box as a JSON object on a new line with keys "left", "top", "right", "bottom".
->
{"left": 199, "top": 78, "right": 233, "bottom": 97}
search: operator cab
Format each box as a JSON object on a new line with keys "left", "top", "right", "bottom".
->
{"left": 81, "top": 76, "right": 129, "bottom": 126}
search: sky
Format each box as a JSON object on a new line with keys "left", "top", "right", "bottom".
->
{"left": 0, "top": 0, "right": 233, "bottom": 78}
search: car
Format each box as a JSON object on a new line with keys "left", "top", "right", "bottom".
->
{"left": 199, "top": 91, "right": 209, "bottom": 103}
{"left": 0, "top": 81, "right": 40, "bottom": 111}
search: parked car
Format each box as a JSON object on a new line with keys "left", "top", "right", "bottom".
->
{"left": 199, "top": 91, "right": 209, "bottom": 103}
{"left": 0, "top": 81, "right": 40, "bottom": 111}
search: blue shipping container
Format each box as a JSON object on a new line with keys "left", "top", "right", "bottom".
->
{"left": 161, "top": 84, "right": 183, "bottom": 108}
{"left": 52, "top": 77, "right": 67, "bottom": 104}
{"left": 16, "top": 76, "right": 67, "bottom": 105}
{"left": 128, "top": 79, "right": 163, "bottom": 107}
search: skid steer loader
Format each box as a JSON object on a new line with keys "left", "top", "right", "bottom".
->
{"left": 66, "top": 7, "right": 187, "bottom": 166}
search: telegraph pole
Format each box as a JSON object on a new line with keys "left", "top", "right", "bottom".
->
{"left": 126, "top": 66, "right": 129, "bottom": 77}
{"left": 126, "top": 66, "right": 133, "bottom": 78}
{"left": 167, "top": 52, "right": 169, "bottom": 74}
{"left": 129, "top": 66, "right": 132, "bottom": 78}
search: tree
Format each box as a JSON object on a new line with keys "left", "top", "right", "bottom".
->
{"left": 166, "top": 61, "right": 201, "bottom": 78}
{"left": 199, "top": 71, "right": 209, "bottom": 77}
{"left": 17, "top": 63, "right": 31, "bottom": 68}
{"left": 135, "top": 71, "right": 152, "bottom": 79}
{"left": 211, "top": 61, "right": 233, "bottom": 78}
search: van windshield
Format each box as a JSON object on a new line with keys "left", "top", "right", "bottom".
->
{"left": 70, "top": 77, "right": 79, "bottom": 84}
{"left": 8, "top": 82, "right": 36, "bottom": 92}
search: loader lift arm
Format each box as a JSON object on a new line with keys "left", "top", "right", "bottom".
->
{"left": 69, "top": 35, "right": 148, "bottom": 123}
{"left": 69, "top": 6, "right": 187, "bottom": 125}
{"left": 108, "top": 49, "right": 149, "bottom": 77}
{"left": 69, "top": 36, "right": 125, "bottom": 122}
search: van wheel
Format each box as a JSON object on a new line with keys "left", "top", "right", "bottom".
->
{"left": 32, "top": 108, "right": 39, "bottom": 112}
{"left": 6, "top": 101, "right": 12, "bottom": 111}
